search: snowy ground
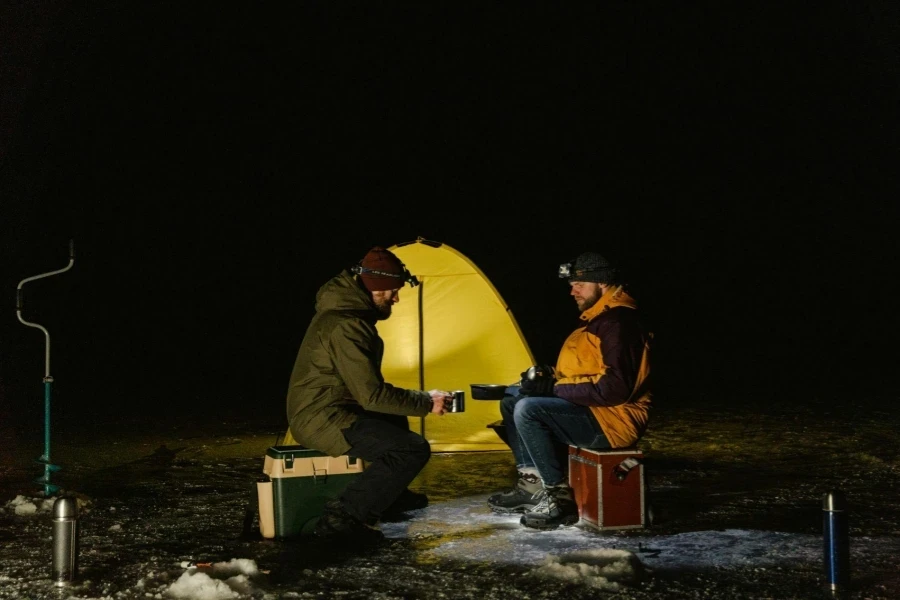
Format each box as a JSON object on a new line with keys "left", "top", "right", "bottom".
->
{"left": 2, "top": 393, "right": 900, "bottom": 599}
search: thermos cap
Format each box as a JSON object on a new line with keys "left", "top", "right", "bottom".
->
{"left": 52, "top": 496, "right": 78, "bottom": 519}
{"left": 822, "top": 489, "right": 847, "bottom": 511}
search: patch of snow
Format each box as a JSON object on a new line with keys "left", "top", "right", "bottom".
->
{"left": 166, "top": 570, "right": 240, "bottom": 600}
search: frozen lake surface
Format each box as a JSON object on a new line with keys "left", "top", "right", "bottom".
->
{"left": 2, "top": 394, "right": 900, "bottom": 599}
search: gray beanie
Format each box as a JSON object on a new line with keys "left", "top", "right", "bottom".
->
{"left": 568, "top": 252, "right": 618, "bottom": 284}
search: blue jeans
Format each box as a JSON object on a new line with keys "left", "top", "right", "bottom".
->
{"left": 500, "top": 387, "right": 610, "bottom": 487}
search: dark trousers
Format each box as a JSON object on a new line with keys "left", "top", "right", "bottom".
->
{"left": 339, "top": 411, "right": 431, "bottom": 524}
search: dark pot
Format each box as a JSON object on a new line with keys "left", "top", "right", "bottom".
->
{"left": 470, "top": 384, "right": 508, "bottom": 400}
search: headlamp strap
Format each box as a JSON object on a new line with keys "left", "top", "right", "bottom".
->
{"left": 351, "top": 263, "right": 420, "bottom": 287}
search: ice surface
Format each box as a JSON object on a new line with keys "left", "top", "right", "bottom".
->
{"left": 3, "top": 395, "right": 900, "bottom": 599}
{"left": 4, "top": 490, "right": 898, "bottom": 600}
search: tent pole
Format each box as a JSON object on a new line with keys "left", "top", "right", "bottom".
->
{"left": 417, "top": 279, "right": 425, "bottom": 437}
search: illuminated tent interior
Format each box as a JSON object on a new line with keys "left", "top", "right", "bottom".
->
{"left": 283, "top": 237, "right": 535, "bottom": 452}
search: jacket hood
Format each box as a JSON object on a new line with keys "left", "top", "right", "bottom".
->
{"left": 580, "top": 285, "right": 636, "bottom": 322}
{"left": 314, "top": 269, "right": 377, "bottom": 315}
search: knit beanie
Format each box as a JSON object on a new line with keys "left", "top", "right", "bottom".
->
{"left": 358, "top": 246, "right": 407, "bottom": 292}
{"left": 568, "top": 252, "right": 618, "bottom": 284}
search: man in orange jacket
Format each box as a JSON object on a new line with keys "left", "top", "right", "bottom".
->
{"left": 488, "top": 251, "right": 653, "bottom": 530}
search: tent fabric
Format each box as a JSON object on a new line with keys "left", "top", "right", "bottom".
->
{"left": 283, "top": 237, "right": 535, "bottom": 453}
{"left": 383, "top": 238, "right": 535, "bottom": 452}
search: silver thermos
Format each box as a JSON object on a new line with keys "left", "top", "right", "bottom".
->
{"left": 52, "top": 496, "right": 78, "bottom": 586}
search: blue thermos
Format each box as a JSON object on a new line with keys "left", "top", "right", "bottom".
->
{"left": 822, "top": 489, "right": 849, "bottom": 597}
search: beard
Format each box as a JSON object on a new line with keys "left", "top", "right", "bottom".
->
{"left": 373, "top": 298, "right": 393, "bottom": 320}
{"left": 577, "top": 288, "right": 602, "bottom": 312}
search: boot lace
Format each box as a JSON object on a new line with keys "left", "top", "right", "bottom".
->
{"left": 530, "top": 489, "right": 557, "bottom": 514}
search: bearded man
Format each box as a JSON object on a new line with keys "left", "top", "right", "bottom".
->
{"left": 486, "top": 251, "right": 653, "bottom": 530}
{"left": 286, "top": 246, "right": 452, "bottom": 544}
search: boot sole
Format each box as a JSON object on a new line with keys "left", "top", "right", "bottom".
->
{"left": 489, "top": 505, "right": 533, "bottom": 515}
{"left": 489, "top": 499, "right": 541, "bottom": 514}
{"left": 519, "top": 514, "right": 580, "bottom": 530}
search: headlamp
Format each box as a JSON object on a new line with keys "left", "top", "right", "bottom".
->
{"left": 558, "top": 262, "right": 573, "bottom": 279}
{"left": 351, "top": 264, "right": 420, "bottom": 287}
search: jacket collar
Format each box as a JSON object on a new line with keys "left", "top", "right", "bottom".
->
{"left": 579, "top": 285, "right": 636, "bottom": 322}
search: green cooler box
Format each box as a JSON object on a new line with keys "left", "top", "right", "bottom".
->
{"left": 257, "top": 445, "right": 366, "bottom": 539}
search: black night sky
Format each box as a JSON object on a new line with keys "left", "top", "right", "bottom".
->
{"left": 2, "top": 3, "right": 897, "bottom": 430}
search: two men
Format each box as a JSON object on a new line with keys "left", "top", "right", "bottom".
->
{"left": 287, "top": 245, "right": 652, "bottom": 541}
{"left": 286, "top": 246, "right": 452, "bottom": 544}
{"left": 488, "top": 251, "right": 653, "bottom": 530}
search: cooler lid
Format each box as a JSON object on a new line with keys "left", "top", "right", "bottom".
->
{"left": 265, "top": 445, "right": 327, "bottom": 459}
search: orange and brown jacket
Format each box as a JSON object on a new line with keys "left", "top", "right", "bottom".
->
{"left": 553, "top": 285, "right": 652, "bottom": 448}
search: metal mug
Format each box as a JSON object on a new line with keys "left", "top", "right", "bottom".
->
{"left": 449, "top": 390, "right": 465, "bottom": 413}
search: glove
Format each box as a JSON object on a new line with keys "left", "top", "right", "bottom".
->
{"left": 519, "top": 364, "right": 556, "bottom": 397}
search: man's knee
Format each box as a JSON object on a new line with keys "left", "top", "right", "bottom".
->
{"left": 387, "top": 432, "right": 431, "bottom": 469}
{"left": 512, "top": 396, "right": 543, "bottom": 426}
{"left": 409, "top": 434, "right": 431, "bottom": 466}
{"left": 500, "top": 394, "right": 522, "bottom": 420}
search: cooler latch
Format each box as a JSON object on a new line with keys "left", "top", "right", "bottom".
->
{"left": 313, "top": 467, "right": 328, "bottom": 484}
{"left": 613, "top": 457, "right": 641, "bottom": 481}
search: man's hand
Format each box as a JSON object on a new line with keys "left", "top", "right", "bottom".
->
{"left": 519, "top": 364, "right": 556, "bottom": 397}
{"left": 428, "top": 389, "right": 452, "bottom": 415}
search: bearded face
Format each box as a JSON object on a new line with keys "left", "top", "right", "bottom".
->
{"left": 569, "top": 281, "right": 603, "bottom": 312}
{"left": 371, "top": 289, "right": 399, "bottom": 320}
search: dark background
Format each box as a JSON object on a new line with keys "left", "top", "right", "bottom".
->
{"left": 2, "top": 3, "right": 897, "bottom": 432}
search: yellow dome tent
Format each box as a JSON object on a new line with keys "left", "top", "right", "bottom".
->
{"left": 383, "top": 237, "right": 535, "bottom": 452}
{"left": 282, "top": 237, "right": 535, "bottom": 452}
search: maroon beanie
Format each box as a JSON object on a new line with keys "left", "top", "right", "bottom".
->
{"left": 358, "top": 246, "right": 407, "bottom": 292}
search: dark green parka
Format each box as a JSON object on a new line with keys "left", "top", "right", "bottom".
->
{"left": 286, "top": 269, "right": 432, "bottom": 457}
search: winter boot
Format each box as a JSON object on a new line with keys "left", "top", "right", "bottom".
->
{"left": 314, "top": 499, "right": 385, "bottom": 545}
{"left": 381, "top": 488, "right": 429, "bottom": 521}
{"left": 519, "top": 483, "right": 579, "bottom": 530}
{"left": 487, "top": 471, "right": 544, "bottom": 514}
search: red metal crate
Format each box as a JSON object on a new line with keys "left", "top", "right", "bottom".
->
{"left": 568, "top": 446, "right": 646, "bottom": 531}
